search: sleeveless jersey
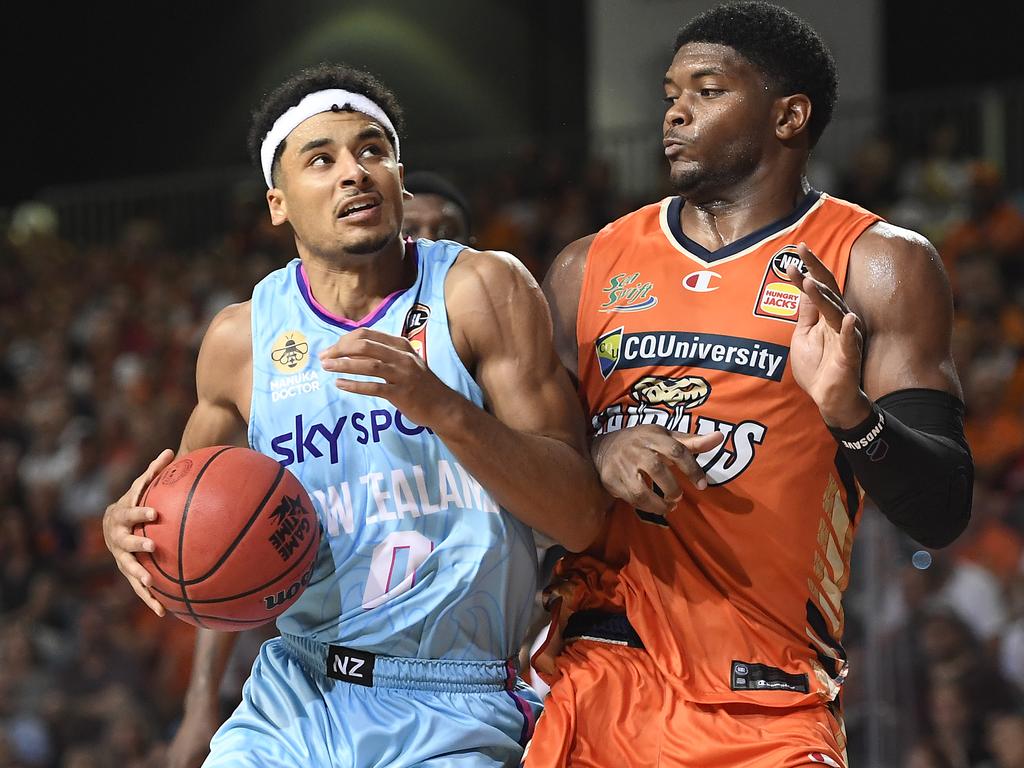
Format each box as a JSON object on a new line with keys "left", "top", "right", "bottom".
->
{"left": 248, "top": 240, "right": 538, "bottom": 661}
{"left": 564, "top": 190, "right": 881, "bottom": 706}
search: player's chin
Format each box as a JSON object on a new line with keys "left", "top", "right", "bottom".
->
{"left": 341, "top": 226, "right": 401, "bottom": 256}
{"left": 668, "top": 162, "right": 703, "bottom": 195}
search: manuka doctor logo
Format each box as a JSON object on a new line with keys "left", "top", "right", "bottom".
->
{"left": 595, "top": 329, "right": 788, "bottom": 382}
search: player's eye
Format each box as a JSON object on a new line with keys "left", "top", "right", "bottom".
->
{"left": 699, "top": 88, "right": 724, "bottom": 97}
{"left": 360, "top": 144, "right": 384, "bottom": 159}
{"left": 310, "top": 154, "right": 332, "bottom": 167}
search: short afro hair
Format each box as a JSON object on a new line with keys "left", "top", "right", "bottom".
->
{"left": 247, "top": 63, "right": 404, "bottom": 186}
{"left": 673, "top": 1, "right": 837, "bottom": 146}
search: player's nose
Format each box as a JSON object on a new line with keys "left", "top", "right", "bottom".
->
{"left": 336, "top": 151, "right": 372, "bottom": 188}
{"left": 665, "top": 96, "right": 691, "bottom": 127}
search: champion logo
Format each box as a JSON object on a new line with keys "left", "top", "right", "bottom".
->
{"left": 682, "top": 270, "right": 721, "bottom": 292}
{"left": 808, "top": 753, "right": 841, "bottom": 767}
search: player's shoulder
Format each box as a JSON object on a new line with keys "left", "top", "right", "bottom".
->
{"left": 201, "top": 301, "right": 253, "bottom": 359}
{"left": 852, "top": 220, "right": 942, "bottom": 273}
{"left": 447, "top": 246, "right": 540, "bottom": 297}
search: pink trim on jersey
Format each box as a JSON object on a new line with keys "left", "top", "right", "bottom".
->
{"left": 298, "top": 262, "right": 406, "bottom": 328}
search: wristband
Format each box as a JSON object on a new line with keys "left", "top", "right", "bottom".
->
{"left": 829, "top": 405, "right": 886, "bottom": 455}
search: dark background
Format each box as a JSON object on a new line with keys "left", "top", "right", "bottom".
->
{"left": 4, "top": 1, "right": 1022, "bottom": 207}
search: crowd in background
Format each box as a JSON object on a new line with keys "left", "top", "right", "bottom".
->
{"left": 2, "top": 122, "right": 1024, "bottom": 768}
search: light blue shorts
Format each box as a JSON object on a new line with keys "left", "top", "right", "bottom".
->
{"left": 204, "top": 634, "right": 541, "bottom": 768}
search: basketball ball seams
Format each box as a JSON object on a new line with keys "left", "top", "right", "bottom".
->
{"left": 166, "top": 608, "right": 269, "bottom": 628}
{"left": 178, "top": 446, "right": 235, "bottom": 629}
{"left": 136, "top": 445, "right": 320, "bottom": 630}
{"left": 168, "top": 528, "right": 318, "bottom": 605}
{"left": 181, "top": 461, "right": 288, "bottom": 586}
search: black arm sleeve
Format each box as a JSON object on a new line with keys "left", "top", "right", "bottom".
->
{"left": 828, "top": 388, "right": 973, "bottom": 549}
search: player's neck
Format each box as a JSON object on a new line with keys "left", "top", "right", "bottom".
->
{"left": 680, "top": 174, "right": 811, "bottom": 251}
{"left": 299, "top": 239, "right": 415, "bottom": 322}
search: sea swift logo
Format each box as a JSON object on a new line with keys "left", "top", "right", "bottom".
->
{"left": 754, "top": 246, "right": 807, "bottom": 323}
{"left": 271, "top": 331, "right": 310, "bottom": 374}
{"left": 600, "top": 272, "right": 658, "bottom": 313}
{"left": 594, "top": 330, "right": 788, "bottom": 382}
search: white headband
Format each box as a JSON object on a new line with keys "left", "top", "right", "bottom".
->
{"left": 259, "top": 89, "right": 400, "bottom": 188}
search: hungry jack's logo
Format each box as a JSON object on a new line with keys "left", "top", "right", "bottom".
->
{"left": 754, "top": 246, "right": 806, "bottom": 323}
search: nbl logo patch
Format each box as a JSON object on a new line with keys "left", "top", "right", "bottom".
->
{"left": 753, "top": 246, "right": 806, "bottom": 323}
{"left": 402, "top": 303, "right": 430, "bottom": 361}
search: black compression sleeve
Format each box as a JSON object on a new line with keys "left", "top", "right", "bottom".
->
{"left": 828, "top": 388, "right": 973, "bottom": 548}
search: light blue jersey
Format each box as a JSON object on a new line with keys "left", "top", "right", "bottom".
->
{"left": 205, "top": 241, "right": 542, "bottom": 768}
{"left": 248, "top": 240, "right": 537, "bottom": 659}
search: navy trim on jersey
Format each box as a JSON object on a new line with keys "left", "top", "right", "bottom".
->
{"left": 665, "top": 190, "right": 822, "bottom": 263}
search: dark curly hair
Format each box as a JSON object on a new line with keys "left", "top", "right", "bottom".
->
{"left": 673, "top": 1, "right": 837, "bottom": 146}
{"left": 247, "top": 63, "right": 404, "bottom": 186}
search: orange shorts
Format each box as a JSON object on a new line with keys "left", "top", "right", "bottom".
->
{"left": 523, "top": 640, "right": 847, "bottom": 768}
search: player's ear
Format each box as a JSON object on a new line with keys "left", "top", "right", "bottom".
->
{"left": 775, "top": 93, "right": 811, "bottom": 143}
{"left": 399, "top": 164, "right": 413, "bottom": 200}
{"left": 267, "top": 186, "right": 288, "bottom": 226}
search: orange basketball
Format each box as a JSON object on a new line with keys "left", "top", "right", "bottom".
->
{"left": 135, "top": 446, "right": 320, "bottom": 631}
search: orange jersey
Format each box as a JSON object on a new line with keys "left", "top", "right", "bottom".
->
{"left": 562, "top": 190, "right": 881, "bottom": 707}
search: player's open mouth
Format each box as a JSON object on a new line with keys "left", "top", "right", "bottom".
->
{"left": 337, "top": 195, "right": 382, "bottom": 219}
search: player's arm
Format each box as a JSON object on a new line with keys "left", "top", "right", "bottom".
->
{"left": 787, "top": 226, "right": 972, "bottom": 548}
{"left": 542, "top": 236, "right": 722, "bottom": 516}
{"left": 320, "top": 249, "right": 610, "bottom": 551}
{"left": 101, "top": 301, "right": 252, "bottom": 614}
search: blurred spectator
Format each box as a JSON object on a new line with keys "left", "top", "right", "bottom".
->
{"left": 983, "top": 711, "right": 1024, "bottom": 768}
{"left": 906, "top": 739, "right": 957, "bottom": 768}
{"left": 943, "top": 163, "right": 1024, "bottom": 291}
{"left": 883, "top": 552, "right": 1009, "bottom": 652}
{"left": 838, "top": 136, "right": 901, "bottom": 216}
{"left": 927, "top": 675, "right": 993, "bottom": 768}
{"left": 402, "top": 171, "right": 473, "bottom": 243}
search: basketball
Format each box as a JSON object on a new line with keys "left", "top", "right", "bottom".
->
{"left": 135, "top": 445, "right": 320, "bottom": 631}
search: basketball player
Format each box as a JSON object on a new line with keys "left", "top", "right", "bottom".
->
{"left": 401, "top": 171, "right": 473, "bottom": 244}
{"left": 101, "top": 63, "right": 611, "bottom": 767}
{"left": 165, "top": 169, "right": 477, "bottom": 768}
{"left": 525, "top": 3, "right": 974, "bottom": 766}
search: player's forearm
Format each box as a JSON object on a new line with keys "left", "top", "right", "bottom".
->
{"left": 432, "top": 402, "right": 610, "bottom": 551}
{"left": 183, "top": 628, "right": 238, "bottom": 711}
{"left": 829, "top": 388, "right": 973, "bottom": 548}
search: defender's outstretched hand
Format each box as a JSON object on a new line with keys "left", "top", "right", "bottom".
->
{"left": 102, "top": 448, "right": 176, "bottom": 616}
{"left": 787, "top": 243, "right": 872, "bottom": 429}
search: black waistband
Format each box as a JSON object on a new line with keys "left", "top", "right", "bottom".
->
{"left": 563, "top": 610, "right": 645, "bottom": 649}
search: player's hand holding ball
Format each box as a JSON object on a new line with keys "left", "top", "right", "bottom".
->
{"left": 102, "top": 448, "right": 177, "bottom": 616}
